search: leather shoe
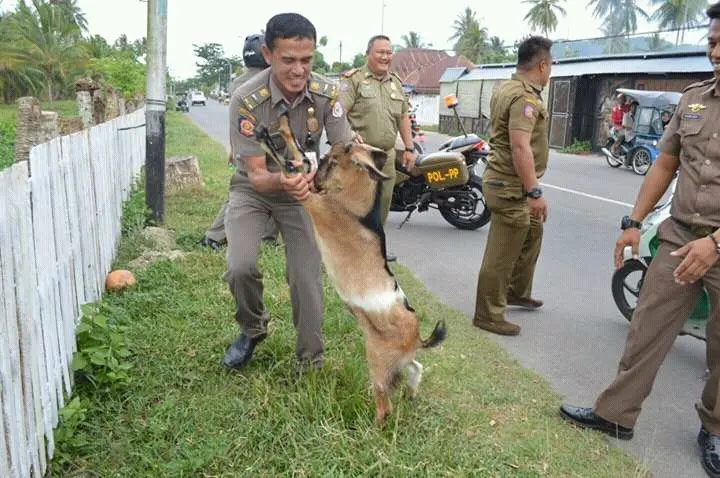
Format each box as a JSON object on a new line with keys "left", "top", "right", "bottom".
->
{"left": 507, "top": 295, "right": 543, "bottom": 309}
{"left": 386, "top": 252, "right": 397, "bottom": 262}
{"left": 698, "top": 426, "right": 720, "bottom": 477}
{"left": 199, "top": 237, "right": 225, "bottom": 252}
{"left": 222, "top": 332, "right": 267, "bottom": 370}
{"left": 473, "top": 319, "right": 520, "bottom": 336}
{"left": 559, "top": 404, "right": 633, "bottom": 440}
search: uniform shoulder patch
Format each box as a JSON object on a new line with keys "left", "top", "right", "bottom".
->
{"left": 309, "top": 73, "right": 339, "bottom": 100}
{"left": 342, "top": 68, "right": 359, "bottom": 78}
{"left": 240, "top": 83, "right": 271, "bottom": 111}
{"left": 682, "top": 77, "right": 715, "bottom": 93}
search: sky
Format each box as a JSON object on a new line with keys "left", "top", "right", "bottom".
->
{"left": 2, "top": 0, "right": 714, "bottom": 80}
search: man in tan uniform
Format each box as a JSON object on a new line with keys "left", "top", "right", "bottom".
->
{"left": 200, "top": 34, "right": 278, "bottom": 251}
{"left": 221, "top": 13, "right": 353, "bottom": 373}
{"left": 472, "top": 36, "right": 553, "bottom": 336}
{"left": 561, "top": 4, "right": 720, "bottom": 475}
{"left": 339, "top": 35, "right": 417, "bottom": 261}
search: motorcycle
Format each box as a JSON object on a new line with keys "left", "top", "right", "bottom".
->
{"left": 391, "top": 94, "right": 491, "bottom": 231}
{"left": 611, "top": 174, "right": 710, "bottom": 340}
{"left": 175, "top": 94, "right": 190, "bottom": 113}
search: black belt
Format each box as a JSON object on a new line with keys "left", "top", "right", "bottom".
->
{"left": 674, "top": 218, "right": 718, "bottom": 237}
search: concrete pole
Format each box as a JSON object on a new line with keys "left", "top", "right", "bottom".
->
{"left": 145, "top": 0, "right": 168, "bottom": 224}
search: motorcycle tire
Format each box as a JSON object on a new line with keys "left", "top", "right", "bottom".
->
{"left": 631, "top": 149, "right": 652, "bottom": 176}
{"left": 438, "top": 176, "right": 491, "bottom": 230}
{"left": 604, "top": 139, "right": 622, "bottom": 168}
{"left": 611, "top": 259, "right": 647, "bottom": 322}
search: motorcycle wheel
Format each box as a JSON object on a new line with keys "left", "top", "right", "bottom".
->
{"left": 631, "top": 149, "right": 651, "bottom": 176}
{"left": 611, "top": 259, "right": 647, "bottom": 321}
{"left": 438, "top": 176, "right": 491, "bottom": 230}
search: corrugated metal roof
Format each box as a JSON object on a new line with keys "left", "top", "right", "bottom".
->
{"left": 439, "top": 67, "right": 469, "bottom": 83}
{"left": 452, "top": 51, "right": 712, "bottom": 82}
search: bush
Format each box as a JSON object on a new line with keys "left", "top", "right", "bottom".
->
{"left": 89, "top": 51, "right": 146, "bottom": 99}
{"left": 0, "top": 119, "right": 16, "bottom": 170}
{"left": 561, "top": 138, "right": 592, "bottom": 154}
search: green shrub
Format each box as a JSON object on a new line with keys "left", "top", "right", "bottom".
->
{"left": 0, "top": 119, "right": 16, "bottom": 170}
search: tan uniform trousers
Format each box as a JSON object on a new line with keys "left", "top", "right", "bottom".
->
{"left": 223, "top": 174, "right": 324, "bottom": 363}
{"left": 204, "top": 198, "right": 279, "bottom": 243}
{"left": 473, "top": 173, "right": 543, "bottom": 323}
{"left": 378, "top": 147, "right": 396, "bottom": 226}
{"left": 594, "top": 218, "right": 720, "bottom": 432}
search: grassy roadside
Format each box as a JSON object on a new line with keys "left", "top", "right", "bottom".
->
{"left": 50, "top": 111, "right": 648, "bottom": 477}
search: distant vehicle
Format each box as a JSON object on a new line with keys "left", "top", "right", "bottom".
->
{"left": 190, "top": 91, "right": 207, "bottom": 106}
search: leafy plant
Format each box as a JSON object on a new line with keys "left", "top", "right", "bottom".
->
{"left": 51, "top": 396, "right": 91, "bottom": 469}
{"left": 71, "top": 302, "right": 133, "bottom": 392}
{"left": 561, "top": 138, "right": 592, "bottom": 154}
{"left": 0, "top": 118, "right": 15, "bottom": 170}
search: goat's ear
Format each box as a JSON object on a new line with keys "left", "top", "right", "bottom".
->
{"left": 351, "top": 149, "right": 389, "bottom": 181}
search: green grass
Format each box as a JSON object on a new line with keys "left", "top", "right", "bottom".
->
{"left": 49, "top": 111, "right": 648, "bottom": 477}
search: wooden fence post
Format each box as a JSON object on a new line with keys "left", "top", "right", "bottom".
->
{"left": 14, "top": 97, "right": 41, "bottom": 163}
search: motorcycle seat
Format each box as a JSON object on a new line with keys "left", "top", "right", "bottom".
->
{"left": 439, "top": 134, "right": 480, "bottom": 151}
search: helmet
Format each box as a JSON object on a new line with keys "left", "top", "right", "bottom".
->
{"left": 243, "top": 34, "right": 269, "bottom": 69}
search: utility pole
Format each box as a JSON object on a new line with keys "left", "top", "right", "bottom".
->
{"left": 145, "top": 0, "right": 168, "bottom": 224}
{"left": 381, "top": 1, "right": 386, "bottom": 34}
{"left": 339, "top": 41, "right": 343, "bottom": 65}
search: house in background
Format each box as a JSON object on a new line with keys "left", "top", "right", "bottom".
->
{"left": 390, "top": 48, "right": 474, "bottom": 125}
{"left": 439, "top": 50, "right": 712, "bottom": 150}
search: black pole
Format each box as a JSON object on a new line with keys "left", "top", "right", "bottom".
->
{"left": 145, "top": 101, "right": 165, "bottom": 224}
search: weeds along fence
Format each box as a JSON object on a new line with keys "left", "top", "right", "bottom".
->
{"left": 0, "top": 108, "right": 146, "bottom": 477}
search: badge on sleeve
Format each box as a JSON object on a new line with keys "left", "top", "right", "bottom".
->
{"left": 339, "top": 80, "right": 350, "bottom": 92}
{"left": 238, "top": 114, "right": 255, "bottom": 137}
{"left": 523, "top": 103, "right": 536, "bottom": 119}
{"left": 332, "top": 101, "right": 344, "bottom": 118}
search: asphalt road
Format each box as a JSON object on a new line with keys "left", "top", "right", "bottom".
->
{"left": 187, "top": 100, "right": 707, "bottom": 478}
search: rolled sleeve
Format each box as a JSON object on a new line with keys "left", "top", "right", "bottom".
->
{"left": 508, "top": 95, "right": 539, "bottom": 133}
{"left": 338, "top": 78, "right": 356, "bottom": 112}
{"left": 323, "top": 99, "right": 354, "bottom": 145}
{"left": 657, "top": 103, "right": 682, "bottom": 157}
{"left": 229, "top": 94, "right": 264, "bottom": 160}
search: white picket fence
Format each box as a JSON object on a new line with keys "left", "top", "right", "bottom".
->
{"left": 0, "top": 108, "right": 146, "bottom": 478}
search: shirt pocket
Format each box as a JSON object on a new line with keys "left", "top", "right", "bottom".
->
{"left": 678, "top": 116, "right": 706, "bottom": 153}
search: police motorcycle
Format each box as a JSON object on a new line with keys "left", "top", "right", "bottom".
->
{"left": 601, "top": 88, "right": 681, "bottom": 176}
{"left": 611, "top": 174, "right": 711, "bottom": 341}
{"left": 391, "top": 94, "right": 491, "bottom": 230}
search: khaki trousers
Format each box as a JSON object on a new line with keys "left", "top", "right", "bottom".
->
{"left": 594, "top": 218, "right": 720, "bottom": 431}
{"left": 223, "top": 174, "right": 324, "bottom": 363}
{"left": 204, "top": 198, "right": 279, "bottom": 243}
{"left": 378, "top": 148, "right": 396, "bottom": 226}
{"left": 473, "top": 171, "right": 543, "bottom": 323}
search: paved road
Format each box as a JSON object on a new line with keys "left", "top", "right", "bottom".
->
{"left": 187, "top": 101, "right": 707, "bottom": 478}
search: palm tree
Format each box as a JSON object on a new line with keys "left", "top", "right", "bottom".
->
{"left": 449, "top": 7, "right": 488, "bottom": 60}
{"left": 523, "top": 0, "right": 567, "bottom": 38}
{"left": 650, "top": 0, "right": 706, "bottom": 45}
{"left": 401, "top": 31, "right": 425, "bottom": 49}
{"left": 5, "top": 0, "right": 88, "bottom": 102}
{"left": 589, "top": 0, "right": 648, "bottom": 48}
{"left": 449, "top": 7, "right": 478, "bottom": 43}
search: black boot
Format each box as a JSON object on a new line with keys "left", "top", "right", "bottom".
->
{"left": 559, "top": 404, "right": 634, "bottom": 440}
{"left": 222, "top": 332, "right": 267, "bottom": 370}
{"left": 698, "top": 426, "right": 720, "bottom": 477}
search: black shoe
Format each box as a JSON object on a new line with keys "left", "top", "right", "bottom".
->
{"left": 386, "top": 252, "right": 397, "bottom": 262}
{"left": 698, "top": 426, "right": 720, "bottom": 477}
{"left": 559, "top": 404, "right": 634, "bottom": 440}
{"left": 222, "top": 332, "right": 267, "bottom": 370}
{"left": 199, "top": 237, "right": 225, "bottom": 252}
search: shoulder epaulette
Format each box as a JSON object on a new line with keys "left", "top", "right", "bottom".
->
{"left": 390, "top": 71, "right": 403, "bottom": 82}
{"left": 683, "top": 77, "right": 715, "bottom": 93}
{"left": 309, "top": 73, "right": 339, "bottom": 100}
{"left": 342, "top": 68, "right": 359, "bottom": 78}
{"left": 240, "top": 82, "right": 271, "bottom": 111}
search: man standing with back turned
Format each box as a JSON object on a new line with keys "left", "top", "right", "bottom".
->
{"left": 472, "top": 36, "right": 553, "bottom": 336}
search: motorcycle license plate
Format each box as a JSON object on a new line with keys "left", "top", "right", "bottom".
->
{"left": 425, "top": 166, "right": 462, "bottom": 184}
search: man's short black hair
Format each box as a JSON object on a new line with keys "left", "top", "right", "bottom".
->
{"left": 265, "top": 13, "right": 316, "bottom": 50}
{"left": 366, "top": 35, "right": 391, "bottom": 55}
{"left": 517, "top": 36, "right": 553, "bottom": 69}
{"left": 707, "top": 1, "right": 720, "bottom": 20}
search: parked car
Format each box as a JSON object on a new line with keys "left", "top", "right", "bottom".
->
{"left": 190, "top": 91, "right": 206, "bottom": 106}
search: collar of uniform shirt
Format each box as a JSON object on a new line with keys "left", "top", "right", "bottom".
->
{"left": 362, "top": 64, "right": 390, "bottom": 82}
{"left": 511, "top": 72, "right": 544, "bottom": 93}
{"left": 269, "top": 76, "right": 314, "bottom": 108}
{"left": 700, "top": 78, "right": 720, "bottom": 98}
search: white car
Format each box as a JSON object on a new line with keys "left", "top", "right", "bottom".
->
{"left": 190, "top": 92, "right": 206, "bottom": 106}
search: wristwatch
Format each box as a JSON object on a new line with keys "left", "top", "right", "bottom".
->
{"left": 708, "top": 232, "right": 720, "bottom": 255}
{"left": 621, "top": 215, "right": 643, "bottom": 230}
{"left": 525, "top": 187, "right": 542, "bottom": 199}
{"left": 404, "top": 146, "right": 414, "bottom": 153}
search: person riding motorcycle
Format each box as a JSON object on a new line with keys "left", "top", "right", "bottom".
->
{"left": 611, "top": 100, "right": 638, "bottom": 156}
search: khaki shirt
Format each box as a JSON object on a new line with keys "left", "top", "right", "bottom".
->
{"left": 485, "top": 73, "right": 549, "bottom": 184}
{"left": 338, "top": 65, "right": 409, "bottom": 151}
{"left": 658, "top": 77, "right": 720, "bottom": 228}
{"left": 230, "top": 66, "right": 267, "bottom": 95}
{"left": 229, "top": 69, "right": 353, "bottom": 175}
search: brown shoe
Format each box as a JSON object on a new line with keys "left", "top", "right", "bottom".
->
{"left": 473, "top": 319, "right": 520, "bottom": 336}
{"left": 507, "top": 295, "right": 544, "bottom": 309}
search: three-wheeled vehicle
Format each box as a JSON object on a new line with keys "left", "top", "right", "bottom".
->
{"left": 601, "top": 88, "right": 681, "bottom": 175}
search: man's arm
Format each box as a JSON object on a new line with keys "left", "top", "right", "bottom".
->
{"left": 399, "top": 114, "right": 413, "bottom": 149}
{"left": 507, "top": 96, "right": 540, "bottom": 191}
{"left": 323, "top": 98, "right": 354, "bottom": 145}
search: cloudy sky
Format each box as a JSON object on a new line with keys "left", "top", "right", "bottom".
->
{"left": 2, "top": 0, "right": 713, "bottom": 79}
